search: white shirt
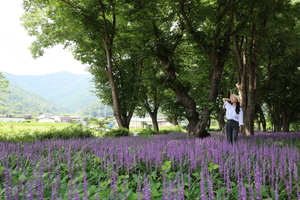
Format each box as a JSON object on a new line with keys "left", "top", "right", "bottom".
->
{"left": 224, "top": 102, "right": 244, "bottom": 126}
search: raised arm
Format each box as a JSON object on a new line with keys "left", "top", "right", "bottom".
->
{"left": 222, "top": 98, "right": 230, "bottom": 103}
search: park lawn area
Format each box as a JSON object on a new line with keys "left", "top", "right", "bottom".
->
{"left": 0, "top": 130, "right": 300, "bottom": 199}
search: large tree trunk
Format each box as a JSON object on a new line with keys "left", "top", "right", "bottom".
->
{"left": 273, "top": 113, "right": 282, "bottom": 132}
{"left": 177, "top": 1, "right": 233, "bottom": 137}
{"left": 148, "top": 108, "right": 159, "bottom": 132}
{"left": 103, "top": 39, "right": 137, "bottom": 129}
{"left": 282, "top": 113, "right": 290, "bottom": 132}
{"left": 103, "top": 39, "right": 126, "bottom": 128}
{"left": 158, "top": 55, "right": 209, "bottom": 137}
{"left": 233, "top": 33, "right": 258, "bottom": 136}
{"left": 196, "top": 49, "right": 228, "bottom": 137}
{"left": 217, "top": 106, "right": 226, "bottom": 132}
{"left": 244, "top": 62, "right": 256, "bottom": 135}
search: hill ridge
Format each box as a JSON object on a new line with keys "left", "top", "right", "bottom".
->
{"left": 2, "top": 71, "right": 98, "bottom": 113}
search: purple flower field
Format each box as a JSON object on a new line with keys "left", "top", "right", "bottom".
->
{"left": 0, "top": 132, "right": 300, "bottom": 199}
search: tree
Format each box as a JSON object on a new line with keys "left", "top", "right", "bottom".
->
{"left": 137, "top": 59, "right": 167, "bottom": 132}
{"left": 21, "top": 0, "right": 141, "bottom": 128}
{"left": 0, "top": 72, "right": 9, "bottom": 101}
{"left": 230, "top": 0, "right": 300, "bottom": 135}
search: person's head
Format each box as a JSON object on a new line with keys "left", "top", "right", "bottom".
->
{"left": 230, "top": 94, "right": 240, "bottom": 103}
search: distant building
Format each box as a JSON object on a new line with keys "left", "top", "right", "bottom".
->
{"left": 129, "top": 117, "right": 170, "bottom": 128}
{"left": 60, "top": 117, "right": 81, "bottom": 123}
{"left": 37, "top": 114, "right": 60, "bottom": 123}
{"left": 37, "top": 114, "right": 82, "bottom": 123}
{"left": 0, "top": 117, "right": 25, "bottom": 123}
{"left": 23, "top": 114, "right": 32, "bottom": 119}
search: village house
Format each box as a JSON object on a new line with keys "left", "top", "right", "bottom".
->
{"left": 60, "top": 117, "right": 81, "bottom": 123}
{"left": 37, "top": 114, "right": 82, "bottom": 123}
{"left": 37, "top": 114, "right": 60, "bottom": 123}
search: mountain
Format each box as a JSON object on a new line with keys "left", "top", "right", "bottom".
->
{"left": 2, "top": 72, "right": 99, "bottom": 112}
{"left": 0, "top": 82, "right": 72, "bottom": 115}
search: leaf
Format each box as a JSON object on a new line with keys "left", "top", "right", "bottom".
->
{"left": 125, "top": 189, "right": 133, "bottom": 197}
{"left": 18, "top": 174, "right": 27, "bottom": 181}
{"left": 42, "top": 173, "right": 48, "bottom": 178}
{"left": 213, "top": 164, "right": 219, "bottom": 170}
{"left": 132, "top": 174, "right": 138, "bottom": 181}
{"left": 89, "top": 185, "right": 97, "bottom": 193}
{"left": 151, "top": 188, "right": 161, "bottom": 197}
{"left": 192, "top": 173, "right": 199, "bottom": 177}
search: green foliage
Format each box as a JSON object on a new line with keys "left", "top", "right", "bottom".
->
{"left": 87, "top": 117, "right": 111, "bottom": 128}
{"left": 36, "top": 125, "right": 94, "bottom": 141}
{"left": 138, "top": 129, "right": 158, "bottom": 135}
{"left": 0, "top": 124, "right": 94, "bottom": 142}
{"left": 80, "top": 103, "right": 113, "bottom": 118}
{"left": 20, "top": 0, "right": 300, "bottom": 133}
{"left": 0, "top": 72, "right": 9, "bottom": 101}
{"left": 104, "top": 128, "right": 129, "bottom": 137}
{"left": 137, "top": 125, "right": 185, "bottom": 136}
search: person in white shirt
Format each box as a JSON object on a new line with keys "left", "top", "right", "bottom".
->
{"left": 222, "top": 94, "right": 244, "bottom": 143}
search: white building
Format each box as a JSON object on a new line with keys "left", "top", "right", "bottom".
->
{"left": 0, "top": 117, "right": 25, "bottom": 123}
{"left": 37, "top": 114, "right": 60, "bottom": 123}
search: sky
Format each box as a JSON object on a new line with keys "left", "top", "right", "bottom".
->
{"left": 0, "top": 1, "right": 90, "bottom": 75}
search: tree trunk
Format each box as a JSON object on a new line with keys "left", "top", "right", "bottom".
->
{"left": 158, "top": 55, "right": 206, "bottom": 137}
{"left": 245, "top": 59, "right": 256, "bottom": 136}
{"left": 149, "top": 107, "right": 159, "bottom": 132}
{"left": 196, "top": 48, "right": 227, "bottom": 137}
{"left": 282, "top": 113, "right": 290, "bottom": 132}
{"left": 217, "top": 106, "right": 226, "bottom": 132}
{"left": 272, "top": 111, "right": 282, "bottom": 132}
{"left": 103, "top": 39, "right": 137, "bottom": 129}
{"left": 103, "top": 39, "right": 126, "bottom": 128}
{"left": 233, "top": 33, "right": 257, "bottom": 136}
{"left": 120, "top": 112, "right": 133, "bottom": 129}
{"left": 177, "top": 1, "right": 232, "bottom": 138}
{"left": 258, "top": 105, "right": 266, "bottom": 131}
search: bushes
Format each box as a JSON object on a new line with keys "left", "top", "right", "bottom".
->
{"left": 36, "top": 125, "right": 94, "bottom": 141}
{"left": 136, "top": 125, "right": 186, "bottom": 136}
{"left": 0, "top": 125, "right": 94, "bottom": 142}
{"left": 138, "top": 129, "right": 158, "bottom": 135}
{"left": 104, "top": 128, "right": 130, "bottom": 137}
{"left": 0, "top": 122, "right": 187, "bottom": 142}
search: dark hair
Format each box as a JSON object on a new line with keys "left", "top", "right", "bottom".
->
{"left": 236, "top": 102, "right": 241, "bottom": 114}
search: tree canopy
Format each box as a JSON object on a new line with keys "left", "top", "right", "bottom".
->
{"left": 21, "top": 0, "right": 300, "bottom": 135}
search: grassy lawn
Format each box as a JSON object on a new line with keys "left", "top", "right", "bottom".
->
{"left": 0, "top": 122, "right": 70, "bottom": 131}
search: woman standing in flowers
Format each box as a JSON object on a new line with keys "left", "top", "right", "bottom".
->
{"left": 222, "top": 94, "right": 244, "bottom": 143}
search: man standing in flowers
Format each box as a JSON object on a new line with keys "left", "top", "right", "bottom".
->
{"left": 223, "top": 94, "right": 244, "bottom": 143}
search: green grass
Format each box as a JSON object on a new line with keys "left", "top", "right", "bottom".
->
{"left": 0, "top": 122, "right": 71, "bottom": 132}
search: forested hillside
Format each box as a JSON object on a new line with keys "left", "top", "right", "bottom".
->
{"left": 3, "top": 72, "right": 99, "bottom": 112}
{"left": 0, "top": 82, "right": 72, "bottom": 115}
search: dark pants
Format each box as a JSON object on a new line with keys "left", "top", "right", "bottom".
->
{"left": 226, "top": 120, "right": 239, "bottom": 143}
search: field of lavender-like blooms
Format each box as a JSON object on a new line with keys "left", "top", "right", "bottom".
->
{"left": 0, "top": 131, "right": 300, "bottom": 199}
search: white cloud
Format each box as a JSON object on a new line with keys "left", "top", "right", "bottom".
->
{"left": 0, "top": 1, "right": 90, "bottom": 75}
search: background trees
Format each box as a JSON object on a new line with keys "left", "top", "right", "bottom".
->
{"left": 0, "top": 72, "right": 9, "bottom": 101}
{"left": 21, "top": 0, "right": 300, "bottom": 135}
